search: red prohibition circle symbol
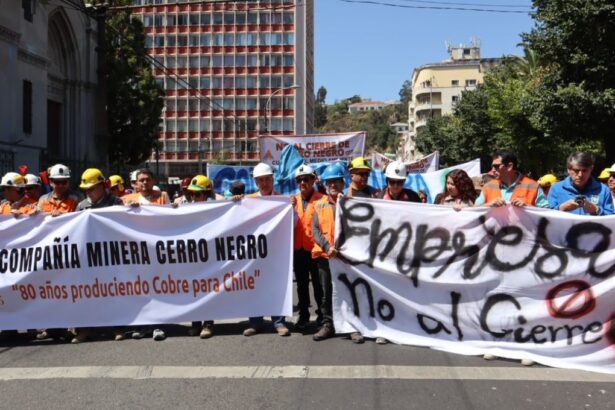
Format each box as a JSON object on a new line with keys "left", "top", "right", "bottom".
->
{"left": 546, "top": 280, "right": 596, "bottom": 320}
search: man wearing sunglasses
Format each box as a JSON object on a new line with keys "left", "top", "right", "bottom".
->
{"left": 291, "top": 164, "right": 324, "bottom": 330}
{"left": 24, "top": 174, "right": 42, "bottom": 202}
{"left": 377, "top": 161, "right": 421, "bottom": 202}
{"left": 36, "top": 164, "right": 80, "bottom": 216}
{"left": 345, "top": 157, "right": 378, "bottom": 198}
{"left": 475, "top": 151, "right": 547, "bottom": 208}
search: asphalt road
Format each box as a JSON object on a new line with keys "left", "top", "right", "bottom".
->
{"left": 0, "top": 320, "right": 613, "bottom": 410}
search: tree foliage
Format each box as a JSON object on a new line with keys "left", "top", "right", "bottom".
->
{"left": 314, "top": 86, "right": 328, "bottom": 129}
{"left": 105, "top": 1, "right": 164, "bottom": 166}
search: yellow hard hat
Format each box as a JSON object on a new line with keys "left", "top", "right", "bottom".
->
{"left": 537, "top": 173, "right": 558, "bottom": 187}
{"left": 108, "top": 175, "right": 125, "bottom": 191}
{"left": 187, "top": 175, "right": 213, "bottom": 192}
{"left": 349, "top": 157, "right": 371, "bottom": 172}
{"left": 598, "top": 168, "right": 611, "bottom": 180}
{"left": 80, "top": 168, "right": 105, "bottom": 189}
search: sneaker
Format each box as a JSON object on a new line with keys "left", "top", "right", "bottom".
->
{"left": 71, "top": 331, "right": 89, "bottom": 344}
{"left": 199, "top": 325, "right": 213, "bottom": 339}
{"left": 36, "top": 330, "right": 49, "bottom": 340}
{"left": 521, "top": 358, "right": 535, "bottom": 366}
{"left": 131, "top": 331, "right": 145, "bottom": 340}
{"left": 375, "top": 337, "right": 388, "bottom": 345}
{"left": 243, "top": 327, "right": 259, "bottom": 337}
{"left": 294, "top": 316, "right": 310, "bottom": 330}
{"left": 350, "top": 332, "right": 364, "bottom": 344}
{"left": 152, "top": 329, "right": 166, "bottom": 341}
{"left": 313, "top": 324, "right": 334, "bottom": 341}
{"left": 483, "top": 353, "right": 497, "bottom": 360}
{"left": 114, "top": 331, "right": 126, "bottom": 341}
{"left": 275, "top": 325, "right": 290, "bottom": 337}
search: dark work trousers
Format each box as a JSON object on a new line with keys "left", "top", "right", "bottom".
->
{"left": 316, "top": 257, "right": 333, "bottom": 326}
{"left": 294, "top": 249, "right": 323, "bottom": 320}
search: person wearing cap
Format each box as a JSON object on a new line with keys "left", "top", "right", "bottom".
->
{"left": 597, "top": 168, "right": 611, "bottom": 185}
{"left": 108, "top": 175, "right": 127, "bottom": 198}
{"left": 241, "top": 163, "right": 291, "bottom": 337}
{"left": 311, "top": 162, "right": 347, "bottom": 342}
{"left": 475, "top": 151, "right": 548, "bottom": 208}
{"left": 129, "top": 170, "right": 140, "bottom": 193}
{"left": 548, "top": 152, "right": 614, "bottom": 216}
{"left": 122, "top": 169, "right": 170, "bottom": 206}
{"left": 70, "top": 168, "right": 125, "bottom": 344}
{"left": 537, "top": 174, "right": 558, "bottom": 197}
{"left": 35, "top": 164, "right": 80, "bottom": 217}
{"left": 23, "top": 174, "right": 42, "bottom": 202}
{"left": 173, "top": 177, "right": 193, "bottom": 205}
{"left": 377, "top": 161, "right": 421, "bottom": 203}
{"left": 0, "top": 172, "right": 37, "bottom": 216}
{"left": 290, "top": 164, "right": 324, "bottom": 330}
{"left": 345, "top": 157, "right": 378, "bottom": 198}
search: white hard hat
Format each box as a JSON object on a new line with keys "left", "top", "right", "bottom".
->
{"left": 0, "top": 172, "right": 25, "bottom": 187}
{"left": 153, "top": 185, "right": 161, "bottom": 192}
{"left": 48, "top": 163, "right": 70, "bottom": 179}
{"left": 253, "top": 163, "right": 274, "bottom": 178}
{"left": 130, "top": 170, "right": 138, "bottom": 182}
{"left": 385, "top": 160, "right": 407, "bottom": 181}
{"left": 24, "top": 174, "right": 41, "bottom": 186}
{"left": 294, "top": 164, "right": 315, "bottom": 178}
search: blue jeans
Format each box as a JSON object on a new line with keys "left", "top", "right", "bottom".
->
{"left": 249, "top": 316, "right": 285, "bottom": 328}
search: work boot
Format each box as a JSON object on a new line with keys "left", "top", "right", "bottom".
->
{"left": 313, "top": 324, "right": 334, "bottom": 341}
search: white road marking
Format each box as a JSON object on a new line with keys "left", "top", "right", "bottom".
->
{"left": 0, "top": 365, "right": 614, "bottom": 382}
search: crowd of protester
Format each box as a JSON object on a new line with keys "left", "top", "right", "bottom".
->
{"left": 1, "top": 150, "right": 613, "bottom": 355}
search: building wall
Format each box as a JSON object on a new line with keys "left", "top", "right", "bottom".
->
{"left": 0, "top": 0, "right": 104, "bottom": 176}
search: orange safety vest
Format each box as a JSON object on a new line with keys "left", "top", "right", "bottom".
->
{"left": 482, "top": 175, "right": 540, "bottom": 206}
{"left": 38, "top": 193, "right": 79, "bottom": 214}
{"left": 247, "top": 191, "right": 279, "bottom": 198}
{"left": 122, "top": 191, "right": 169, "bottom": 205}
{"left": 293, "top": 191, "right": 324, "bottom": 252}
{"left": 1, "top": 198, "right": 37, "bottom": 215}
{"left": 311, "top": 196, "right": 336, "bottom": 260}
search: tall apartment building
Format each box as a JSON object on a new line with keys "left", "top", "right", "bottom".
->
{"left": 403, "top": 40, "right": 499, "bottom": 161}
{"left": 131, "top": 0, "right": 314, "bottom": 178}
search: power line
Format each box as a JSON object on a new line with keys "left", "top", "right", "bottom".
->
{"left": 338, "top": 0, "right": 532, "bottom": 13}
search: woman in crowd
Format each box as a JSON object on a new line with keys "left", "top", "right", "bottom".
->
{"left": 436, "top": 169, "right": 478, "bottom": 210}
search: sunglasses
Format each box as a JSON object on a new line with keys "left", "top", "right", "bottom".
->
{"left": 295, "top": 176, "right": 313, "bottom": 184}
{"left": 388, "top": 179, "right": 404, "bottom": 186}
{"left": 491, "top": 163, "right": 504, "bottom": 169}
{"left": 51, "top": 179, "right": 69, "bottom": 185}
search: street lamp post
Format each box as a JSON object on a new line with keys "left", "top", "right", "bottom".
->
{"left": 265, "top": 84, "right": 300, "bottom": 133}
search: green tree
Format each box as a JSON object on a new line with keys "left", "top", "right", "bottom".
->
{"left": 314, "top": 86, "right": 328, "bottom": 129}
{"left": 522, "top": 0, "right": 615, "bottom": 160}
{"left": 105, "top": 1, "right": 164, "bottom": 166}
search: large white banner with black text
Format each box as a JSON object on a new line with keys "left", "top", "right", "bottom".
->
{"left": 0, "top": 198, "right": 293, "bottom": 329}
{"left": 332, "top": 197, "right": 615, "bottom": 374}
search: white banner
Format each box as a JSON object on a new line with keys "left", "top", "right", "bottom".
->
{"left": 260, "top": 132, "right": 366, "bottom": 166}
{"left": 0, "top": 198, "right": 293, "bottom": 329}
{"left": 371, "top": 151, "right": 440, "bottom": 174}
{"left": 332, "top": 197, "right": 615, "bottom": 374}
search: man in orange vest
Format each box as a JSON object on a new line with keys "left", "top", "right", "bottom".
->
{"left": 475, "top": 151, "right": 548, "bottom": 208}
{"left": 0, "top": 172, "right": 36, "bottom": 216}
{"left": 122, "top": 168, "right": 170, "bottom": 206}
{"left": 311, "top": 162, "right": 351, "bottom": 342}
{"left": 291, "top": 164, "right": 324, "bottom": 330}
{"left": 35, "top": 164, "right": 80, "bottom": 216}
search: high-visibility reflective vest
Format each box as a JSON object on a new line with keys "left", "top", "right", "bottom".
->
{"left": 37, "top": 192, "right": 79, "bottom": 214}
{"left": 293, "top": 191, "right": 323, "bottom": 252}
{"left": 122, "top": 191, "right": 169, "bottom": 205}
{"left": 311, "top": 196, "right": 336, "bottom": 260}
{"left": 482, "top": 175, "right": 540, "bottom": 206}
{"left": 1, "top": 197, "right": 37, "bottom": 215}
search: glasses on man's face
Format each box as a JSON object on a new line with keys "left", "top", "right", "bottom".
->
{"left": 491, "top": 163, "right": 503, "bottom": 170}
{"left": 295, "top": 177, "right": 312, "bottom": 184}
{"left": 52, "top": 179, "right": 69, "bottom": 185}
{"left": 388, "top": 179, "right": 404, "bottom": 186}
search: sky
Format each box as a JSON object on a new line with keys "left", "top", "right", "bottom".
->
{"left": 314, "top": 0, "right": 535, "bottom": 103}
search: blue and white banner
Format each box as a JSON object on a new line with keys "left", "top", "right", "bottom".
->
{"left": 207, "top": 164, "right": 257, "bottom": 196}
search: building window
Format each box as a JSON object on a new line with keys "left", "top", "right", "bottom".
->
{"left": 451, "top": 80, "right": 459, "bottom": 86}
{"left": 452, "top": 95, "right": 460, "bottom": 104}
{"left": 465, "top": 79, "right": 477, "bottom": 87}
{"left": 22, "top": 0, "right": 34, "bottom": 22}
{"left": 22, "top": 80, "right": 32, "bottom": 134}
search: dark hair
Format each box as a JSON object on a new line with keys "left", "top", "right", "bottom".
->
{"left": 230, "top": 180, "right": 245, "bottom": 196}
{"left": 567, "top": 152, "right": 595, "bottom": 169}
{"left": 494, "top": 151, "right": 518, "bottom": 170}
{"left": 136, "top": 168, "right": 155, "bottom": 180}
{"left": 440, "top": 169, "right": 478, "bottom": 204}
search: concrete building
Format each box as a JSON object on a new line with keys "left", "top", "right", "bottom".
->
{"left": 402, "top": 40, "right": 500, "bottom": 161}
{"left": 0, "top": 0, "right": 105, "bottom": 176}
{"left": 348, "top": 100, "right": 388, "bottom": 113}
{"left": 131, "top": 0, "right": 315, "bottom": 178}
